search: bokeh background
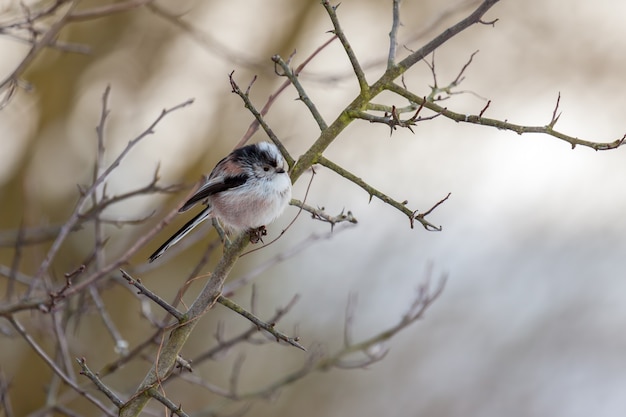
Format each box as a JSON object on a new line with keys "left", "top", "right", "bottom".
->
{"left": 2, "top": 0, "right": 626, "bottom": 416}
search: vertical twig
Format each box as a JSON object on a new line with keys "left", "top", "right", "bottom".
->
{"left": 388, "top": 0, "right": 401, "bottom": 69}
{"left": 272, "top": 55, "right": 328, "bottom": 131}
{"left": 321, "top": 0, "right": 369, "bottom": 93}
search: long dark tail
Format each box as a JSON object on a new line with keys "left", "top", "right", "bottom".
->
{"left": 148, "top": 207, "right": 212, "bottom": 262}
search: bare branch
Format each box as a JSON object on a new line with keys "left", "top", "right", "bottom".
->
{"left": 120, "top": 269, "right": 185, "bottom": 322}
{"left": 549, "top": 92, "right": 562, "bottom": 128}
{"left": 235, "top": 35, "right": 338, "bottom": 148}
{"left": 120, "top": 234, "right": 250, "bottom": 417}
{"left": 32, "top": 88, "right": 194, "bottom": 283}
{"left": 396, "top": 0, "right": 499, "bottom": 72}
{"left": 216, "top": 295, "right": 305, "bottom": 351}
{"left": 148, "top": 388, "right": 190, "bottom": 417}
{"left": 478, "top": 100, "right": 491, "bottom": 118}
{"left": 322, "top": 273, "right": 447, "bottom": 369}
{"left": 387, "top": 82, "right": 626, "bottom": 150}
{"left": 272, "top": 54, "right": 328, "bottom": 131}
{"left": 76, "top": 357, "right": 124, "bottom": 409}
{"left": 321, "top": 0, "right": 369, "bottom": 92}
{"left": 9, "top": 317, "right": 117, "bottom": 416}
{"left": 317, "top": 156, "right": 444, "bottom": 231}
{"left": 290, "top": 200, "right": 358, "bottom": 230}
{"left": 0, "top": 1, "right": 79, "bottom": 94}
{"left": 291, "top": 1, "right": 500, "bottom": 182}
{"left": 191, "top": 295, "right": 301, "bottom": 365}
{"left": 387, "top": 0, "right": 402, "bottom": 68}
{"left": 228, "top": 72, "right": 294, "bottom": 167}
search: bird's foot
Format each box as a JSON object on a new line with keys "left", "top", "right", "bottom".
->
{"left": 248, "top": 226, "right": 267, "bottom": 244}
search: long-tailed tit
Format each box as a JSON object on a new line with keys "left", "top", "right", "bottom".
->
{"left": 148, "top": 142, "right": 292, "bottom": 262}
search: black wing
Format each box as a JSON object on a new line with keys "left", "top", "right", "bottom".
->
{"left": 179, "top": 174, "right": 248, "bottom": 212}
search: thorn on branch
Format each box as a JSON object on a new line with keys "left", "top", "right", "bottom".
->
{"left": 291, "top": 200, "right": 358, "bottom": 231}
{"left": 479, "top": 18, "right": 499, "bottom": 26}
{"left": 245, "top": 75, "right": 257, "bottom": 96}
{"left": 377, "top": 99, "right": 435, "bottom": 135}
{"left": 411, "top": 192, "right": 450, "bottom": 230}
{"left": 317, "top": 155, "right": 444, "bottom": 232}
{"left": 478, "top": 100, "right": 491, "bottom": 118}
{"left": 549, "top": 92, "right": 561, "bottom": 128}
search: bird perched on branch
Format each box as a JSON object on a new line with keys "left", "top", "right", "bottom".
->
{"left": 149, "top": 142, "right": 292, "bottom": 262}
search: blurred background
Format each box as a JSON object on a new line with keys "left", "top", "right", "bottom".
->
{"left": 2, "top": 0, "right": 626, "bottom": 416}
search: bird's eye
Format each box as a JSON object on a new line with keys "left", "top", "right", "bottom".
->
{"left": 263, "top": 166, "right": 270, "bottom": 172}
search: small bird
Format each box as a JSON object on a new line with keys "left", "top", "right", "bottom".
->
{"left": 148, "top": 142, "right": 292, "bottom": 262}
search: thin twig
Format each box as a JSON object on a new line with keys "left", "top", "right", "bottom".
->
{"left": 33, "top": 88, "right": 194, "bottom": 282}
{"left": 235, "top": 35, "right": 338, "bottom": 148}
{"left": 0, "top": 1, "right": 79, "bottom": 92}
{"left": 387, "top": 82, "right": 626, "bottom": 150}
{"left": 317, "top": 156, "right": 444, "bottom": 231}
{"left": 549, "top": 92, "right": 561, "bottom": 128}
{"left": 51, "top": 311, "right": 76, "bottom": 382}
{"left": 228, "top": 72, "right": 294, "bottom": 167}
{"left": 216, "top": 295, "right": 305, "bottom": 351}
{"left": 396, "top": 0, "right": 500, "bottom": 71}
{"left": 387, "top": 0, "right": 401, "bottom": 69}
{"left": 290, "top": 200, "right": 358, "bottom": 230}
{"left": 272, "top": 54, "right": 328, "bottom": 131}
{"left": 120, "top": 269, "right": 185, "bottom": 322}
{"left": 9, "top": 317, "right": 116, "bottom": 417}
{"left": 191, "top": 294, "right": 301, "bottom": 365}
{"left": 76, "top": 357, "right": 124, "bottom": 409}
{"left": 321, "top": 0, "right": 369, "bottom": 93}
{"left": 120, "top": 234, "right": 250, "bottom": 417}
{"left": 148, "top": 388, "right": 190, "bottom": 417}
